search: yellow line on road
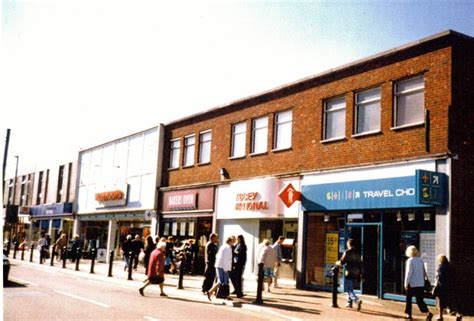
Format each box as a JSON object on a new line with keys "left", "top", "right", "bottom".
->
{"left": 54, "top": 290, "right": 111, "bottom": 308}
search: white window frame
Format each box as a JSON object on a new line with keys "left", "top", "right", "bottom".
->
{"left": 323, "top": 97, "right": 346, "bottom": 141}
{"left": 231, "top": 122, "right": 247, "bottom": 158}
{"left": 273, "top": 109, "right": 293, "bottom": 150}
{"left": 169, "top": 138, "right": 181, "bottom": 169}
{"left": 251, "top": 116, "right": 268, "bottom": 155}
{"left": 354, "top": 87, "right": 381, "bottom": 136}
{"left": 183, "top": 135, "right": 196, "bottom": 167}
{"left": 198, "top": 130, "right": 212, "bottom": 164}
{"left": 393, "top": 75, "right": 425, "bottom": 128}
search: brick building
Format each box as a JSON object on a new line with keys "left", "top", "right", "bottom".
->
{"left": 160, "top": 30, "right": 474, "bottom": 306}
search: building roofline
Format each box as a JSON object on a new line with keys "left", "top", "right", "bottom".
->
{"left": 165, "top": 29, "right": 471, "bottom": 127}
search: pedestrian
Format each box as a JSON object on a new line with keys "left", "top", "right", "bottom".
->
{"left": 139, "top": 241, "right": 167, "bottom": 297}
{"left": 165, "top": 236, "right": 177, "bottom": 274}
{"left": 404, "top": 245, "right": 433, "bottom": 321}
{"left": 131, "top": 234, "right": 144, "bottom": 271}
{"left": 258, "top": 239, "right": 278, "bottom": 292}
{"left": 207, "top": 236, "right": 235, "bottom": 301}
{"left": 121, "top": 235, "right": 133, "bottom": 271}
{"left": 70, "top": 235, "right": 81, "bottom": 263}
{"left": 336, "top": 239, "right": 363, "bottom": 311}
{"left": 202, "top": 233, "right": 218, "bottom": 295}
{"left": 272, "top": 236, "right": 285, "bottom": 288}
{"left": 432, "top": 254, "right": 461, "bottom": 321}
{"left": 182, "top": 239, "right": 196, "bottom": 274}
{"left": 37, "top": 233, "right": 48, "bottom": 263}
{"left": 230, "top": 234, "right": 247, "bottom": 298}
{"left": 144, "top": 236, "right": 155, "bottom": 275}
{"left": 54, "top": 234, "right": 68, "bottom": 261}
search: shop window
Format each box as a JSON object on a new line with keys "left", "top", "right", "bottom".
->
{"left": 323, "top": 96, "right": 346, "bottom": 140}
{"left": 198, "top": 130, "right": 212, "bottom": 164}
{"left": 394, "top": 75, "right": 425, "bottom": 128}
{"left": 231, "top": 122, "right": 247, "bottom": 158}
{"left": 183, "top": 135, "right": 196, "bottom": 167}
{"left": 355, "top": 87, "right": 381, "bottom": 135}
{"left": 169, "top": 138, "right": 181, "bottom": 169}
{"left": 251, "top": 116, "right": 268, "bottom": 154}
{"left": 273, "top": 110, "right": 292, "bottom": 150}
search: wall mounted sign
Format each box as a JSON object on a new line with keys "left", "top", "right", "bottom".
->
{"left": 162, "top": 187, "right": 214, "bottom": 212}
{"left": 30, "top": 203, "right": 73, "bottom": 217}
{"left": 95, "top": 183, "right": 128, "bottom": 208}
{"left": 279, "top": 183, "right": 301, "bottom": 208}
{"left": 416, "top": 170, "right": 447, "bottom": 205}
{"left": 301, "top": 173, "right": 442, "bottom": 211}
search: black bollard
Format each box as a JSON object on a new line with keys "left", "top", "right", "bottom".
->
{"left": 90, "top": 248, "right": 96, "bottom": 274}
{"left": 62, "top": 247, "right": 67, "bottom": 269}
{"left": 128, "top": 251, "right": 133, "bottom": 280}
{"left": 108, "top": 250, "right": 114, "bottom": 277}
{"left": 75, "top": 248, "right": 81, "bottom": 271}
{"left": 13, "top": 244, "right": 17, "bottom": 259}
{"left": 29, "top": 242, "right": 34, "bottom": 262}
{"left": 331, "top": 265, "right": 339, "bottom": 308}
{"left": 50, "top": 245, "right": 55, "bottom": 266}
{"left": 39, "top": 246, "right": 44, "bottom": 264}
{"left": 177, "top": 259, "right": 185, "bottom": 290}
{"left": 6, "top": 239, "right": 11, "bottom": 256}
{"left": 21, "top": 244, "right": 25, "bottom": 260}
{"left": 254, "top": 263, "right": 264, "bottom": 305}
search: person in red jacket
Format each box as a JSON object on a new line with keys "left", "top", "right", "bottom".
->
{"left": 139, "top": 241, "right": 167, "bottom": 297}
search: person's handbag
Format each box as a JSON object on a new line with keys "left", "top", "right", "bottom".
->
{"left": 424, "top": 279, "right": 432, "bottom": 294}
{"left": 432, "top": 282, "right": 440, "bottom": 296}
{"left": 138, "top": 251, "right": 145, "bottom": 263}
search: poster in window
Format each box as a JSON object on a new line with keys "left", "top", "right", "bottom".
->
{"left": 163, "top": 222, "right": 170, "bottom": 236}
{"left": 172, "top": 222, "right": 178, "bottom": 235}
{"left": 180, "top": 221, "right": 186, "bottom": 236}
{"left": 188, "top": 221, "right": 195, "bottom": 237}
{"left": 419, "top": 232, "right": 436, "bottom": 283}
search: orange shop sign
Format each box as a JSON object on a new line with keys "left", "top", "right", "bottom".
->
{"left": 278, "top": 183, "right": 301, "bottom": 208}
{"left": 235, "top": 192, "right": 269, "bottom": 211}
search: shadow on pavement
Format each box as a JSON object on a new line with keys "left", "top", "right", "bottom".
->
{"left": 358, "top": 309, "right": 406, "bottom": 319}
{"left": 238, "top": 297, "right": 322, "bottom": 315}
{"left": 3, "top": 280, "right": 28, "bottom": 288}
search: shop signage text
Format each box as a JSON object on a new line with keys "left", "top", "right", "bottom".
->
{"left": 168, "top": 193, "right": 197, "bottom": 209}
{"left": 95, "top": 183, "right": 128, "bottom": 208}
{"left": 235, "top": 192, "right": 269, "bottom": 211}
{"left": 162, "top": 187, "right": 214, "bottom": 212}
{"left": 302, "top": 175, "right": 435, "bottom": 211}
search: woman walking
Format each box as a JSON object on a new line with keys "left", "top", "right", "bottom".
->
{"left": 207, "top": 236, "right": 235, "bottom": 301}
{"left": 404, "top": 245, "right": 433, "bottom": 321}
{"left": 139, "top": 241, "right": 167, "bottom": 297}
{"left": 230, "top": 235, "right": 247, "bottom": 298}
{"left": 144, "top": 235, "right": 155, "bottom": 275}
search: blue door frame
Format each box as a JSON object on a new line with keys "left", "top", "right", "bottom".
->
{"left": 344, "top": 220, "right": 384, "bottom": 299}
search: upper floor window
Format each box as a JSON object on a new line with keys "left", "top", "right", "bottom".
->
{"left": 274, "top": 110, "right": 292, "bottom": 150}
{"left": 198, "top": 131, "right": 212, "bottom": 164}
{"left": 183, "top": 135, "right": 196, "bottom": 167}
{"left": 169, "top": 138, "right": 181, "bottom": 169}
{"left": 231, "top": 122, "right": 247, "bottom": 158}
{"left": 251, "top": 116, "right": 268, "bottom": 154}
{"left": 323, "top": 97, "right": 346, "bottom": 140}
{"left": 355, "top": 88, "right": 381, "bottom": 135}
{"left": 394, "top": 76, "right": 425, "bottom": 127}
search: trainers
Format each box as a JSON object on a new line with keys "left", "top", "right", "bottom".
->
{"left": 357, "top": 300, "right": 362, "bottom": 311}
{"left": 139, "top": 288, "right": 144, "bottom": 296}
{"left": 345, "top": 302, "right": 353, "bottom": 308}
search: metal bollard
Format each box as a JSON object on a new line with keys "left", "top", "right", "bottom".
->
{"left": 39, "top": 247, "right": 44, "bottom": 264}
{"left": 254, "top": 263, "right": 264, "bottom": 305}
{"left": 108, "top": 250, "right": 114, "bottom": 277}
{"left": 13, "top": 244, "right": 17, "bottom": 259}
{"left": 62, "top": 247, "right": 67, "bottom": 269}
{"left": 128, "top": 251, "right": 133, "bottom": 280}
{"left": 90, "top": 248, "right": 96, "bottom": 274}
{"left": 21, "top": 245, "right": 25, "bottom": 260}
{"left": 75, "top": 248, "right": 81, "bottom": 271}
{"left": 6, "top": 239, "right": 11, "bottom": 256}
{"left": 331, "top": 265, "right": 339, "bottom": 308}
{"left": 29, "top": 242, "right": 34, "bottom": 262}
{"left": 50, "top": 246, "right": 55, "bottom": 266}
{"left": 177, "top": 259, "right": 184, "bottom": 289}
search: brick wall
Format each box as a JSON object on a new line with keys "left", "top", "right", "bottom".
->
{"left": 163, "top": 44, "right": 452, "bottom": 188}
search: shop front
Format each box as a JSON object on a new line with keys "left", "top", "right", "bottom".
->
{"left": 29, "top": 202, "right": 74, "bottom": 243}
{"left": 216, "top": 177, "right": 300, "bottom": 280}
{"left": 300, "top": 160, "right": 448, "bottom": 303}
{"left": 160, "top": 186, "right": 215, "bottom": 275}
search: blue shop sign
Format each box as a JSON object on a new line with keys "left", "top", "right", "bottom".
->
{"left": 30, "top": 203, "right": 73, "bottom": 217}
{"left": 416, "top": 170, "right": 447, "bottom": 205}
{"left": 302, "top": 175, "right": 440, "bottom": 211}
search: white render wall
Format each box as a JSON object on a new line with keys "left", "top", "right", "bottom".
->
{"left": 76, "top": 126, "right": 161, "bottom": 213}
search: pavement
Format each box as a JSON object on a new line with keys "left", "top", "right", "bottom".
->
{"left": 5, "top": 250, "right": 471, "bottom": 321}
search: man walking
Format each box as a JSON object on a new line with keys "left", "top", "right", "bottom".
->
{"left": 272, "top": 236, "right": 285, "bottom": 288}
{"left": 337, "top": 239, "right": 363, "bottom": 311}
{"left": 202, "top": 233, "right": 218, "bottom": 294}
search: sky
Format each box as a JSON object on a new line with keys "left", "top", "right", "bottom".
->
{"left": 2, "top": 0, "right": 474, "bottom": 178}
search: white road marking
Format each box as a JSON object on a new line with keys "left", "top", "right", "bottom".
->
{"left": 54, "top": 290, "right": 111, "bottom": 308}
{"left": 9, "top": 277, "right": 39, "bottom": 286}
{"left": 144, "top": 317, "right": 160, "bottom": 321}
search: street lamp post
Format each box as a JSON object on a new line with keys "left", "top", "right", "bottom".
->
{"left": 6, "top": 156, "right": 20, "bottom": 254}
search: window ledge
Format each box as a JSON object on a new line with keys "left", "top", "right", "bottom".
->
{"left": 391, "top": 122, "right": 425, "bottom": 131}
{"left": 167, "top": 167, "right": 180, "bottom": 171}
{"left": 271, "top": 147, "right": 292, "bottom": 153}
{"left": 249, "top": 151, "right": 268, "bottom": 157}
{"left": 351, "top": 130, "right": 382, "bottom": 138}
{"left": 320, "top": 137, "right": 346, "bottom": 144}
{"left": 182, "top": 165, "right": 195, "bottom": 169}
{"left": 229, "top": 155, "right": 246, "bottom": 160}
{"left": 197, "top": 162, "right": 211, "bottom": 167}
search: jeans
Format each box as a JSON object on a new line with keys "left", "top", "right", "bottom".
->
{"left": 216, "top": 267, "right": 229, "bottom": 285}
{"left": 345, "top": 278, "right": 360, "bottom": 303}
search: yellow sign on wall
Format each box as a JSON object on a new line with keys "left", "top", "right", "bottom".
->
{"left": 326, "top": 232, "right": 339, "bottom": 265}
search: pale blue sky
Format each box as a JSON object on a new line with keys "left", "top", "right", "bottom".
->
{"left": 1, "top": 0, "right": 474, "bottom": 177}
